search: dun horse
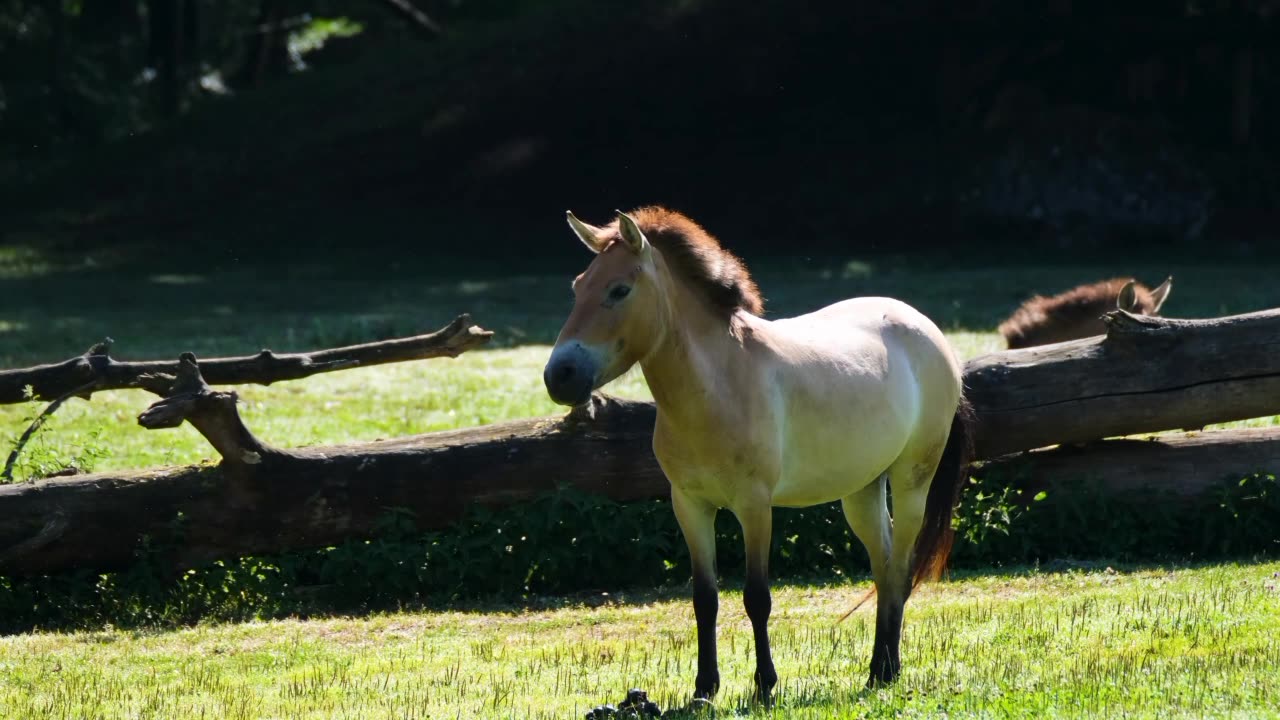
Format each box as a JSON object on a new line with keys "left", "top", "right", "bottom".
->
{"left": 999, "top": 276, "right": 1172, "bottom": 349}
{"left": 543, "top": 207, "right": 973, "bottom": 701}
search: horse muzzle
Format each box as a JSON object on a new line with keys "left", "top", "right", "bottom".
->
{"left": 543, "top": 342, "right": 599, "bottom": 407}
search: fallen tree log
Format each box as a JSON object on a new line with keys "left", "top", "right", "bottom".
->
{"left": 3, "top": 394, "right": 1276, "bottom": 577}
{"left": 5, "top": 307, "right": 1280, "bottom": 577}
{"left": 978, "top": 426, "right": 1280, "bottom": 499}
{"left": 0, "top": 395, "right": 663, "bottom": 576}
{"left": 967, "top": 307, "right": 1280, "bottom": 458}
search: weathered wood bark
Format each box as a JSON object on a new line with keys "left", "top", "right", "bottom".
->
{"left": 0, "top": 396, "right": 662, "bottom": 576}
{"left": 966, "top": 308, "right": 1280, "bottom": 458}
{"left": 0, "top": 314, "right": 492, "bottom": 404}
{"left": 979, "top": 427, "right": 1280, "bottom": 500}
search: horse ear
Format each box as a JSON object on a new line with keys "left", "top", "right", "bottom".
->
{"left": 566, "top": 211, "right": 607, "bottom": 254}
{"left": 615, "top": 210, "right": 650, "bottom": 255}
{"left": 1148, "top": 276, "right": 1173, "bottom": 314}
{"left": 1116, "top": 280, "right": 1139, "bottom": 312}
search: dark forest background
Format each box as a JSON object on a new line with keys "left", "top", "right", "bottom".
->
{"left": 2, "top": 0, "right": 1279, "bottom": 266}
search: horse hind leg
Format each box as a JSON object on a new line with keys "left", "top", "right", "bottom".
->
{"left": 863, "top": 430, "right": 962, "bottom": 688}
{"left": 838, "top": 447, "right": 945, "bottom": 688}
{"left": 870, "top": 464, "right": 929, "bottom": 686}
{"left": 841, "top": 472, "right": 892, "bottom": 599}
{"left": 840, "top": 474, "right": 897, "bottom": 679}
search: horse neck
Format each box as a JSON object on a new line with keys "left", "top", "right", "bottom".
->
{"left": 639, "top": 272, "right": 752, "bottom": 428}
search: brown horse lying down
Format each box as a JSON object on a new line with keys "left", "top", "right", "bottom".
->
{"left": 999, "top": 276, "right": 1172, "bottom": 349}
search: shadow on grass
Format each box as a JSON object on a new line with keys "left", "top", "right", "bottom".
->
{"left": 385, "top": 555, "right": 1278, "bottom": 619}
{"left": 6, "top": 239, "right": 1280, "bottom": 368}
{"left": 5, "top": 552, "right": 1274, "bottom": 639}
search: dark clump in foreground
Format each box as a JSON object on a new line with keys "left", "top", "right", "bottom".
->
{"left": 585, "top": 688, "right": 665, "bottom": 718}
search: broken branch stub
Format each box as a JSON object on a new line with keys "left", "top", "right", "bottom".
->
{"left": 138, "top": 353, "right": 279, "bottom": 467}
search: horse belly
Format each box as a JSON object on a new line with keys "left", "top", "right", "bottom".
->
{"left": 770, "top": 460, "right": 888, "bottom": 507}
{"left": 769, "top": 410, "right": 913, "bottom": 507}
{"left": 766, "top": 355, "right": 919, "bottom": 508}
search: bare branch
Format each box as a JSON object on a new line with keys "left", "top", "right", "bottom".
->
{"left": 0, "top": 314, "right": 493, "bottom": 404}
{"left": 378, "top": 0, "right": 442, "bottom": 36}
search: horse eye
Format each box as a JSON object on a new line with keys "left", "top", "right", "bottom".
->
{"left": 609, "top": 285, "right": 632, "bottom": 301}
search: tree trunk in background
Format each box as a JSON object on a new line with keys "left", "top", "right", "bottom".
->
{"left": 1233, "top": 46, "right": 1253, "bottom": 145}
{"left": 82, "top": 0, "right": 144, "bottom": 99}
{"left": 147, "top": 0, "right": 183, "bottom": 118}
{"left": 184, "top": 0, "right": 201, "bottom": 86}
{"left": 234, "top": 0, "right": 289, "bottom": 88}
{"left": 45, "top": 0, "right": 65, "bottom": 134}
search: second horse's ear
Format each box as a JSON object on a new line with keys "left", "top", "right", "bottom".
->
{"left": 615, "top": 210, "right": 650, "bottom": 255}
{"left": 1116, "top": 280, "right": 1139, "bottom": 312}
{"left": 566, "top": 211, "right": 608, "bottom": 254}
{"left": 1148, "top": 276, "right": 1173, "bottom": 314}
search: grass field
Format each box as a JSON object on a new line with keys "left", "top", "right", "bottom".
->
{"left": 2, "top": 561, "right": 1278, "bottom": 719}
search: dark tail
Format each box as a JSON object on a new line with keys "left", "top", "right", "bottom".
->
{"left": 909, "top": 397, "right": 976, "bottom": 589}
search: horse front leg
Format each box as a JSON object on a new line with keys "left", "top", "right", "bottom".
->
{"left": 672, "top": 488, "right": 721, "bottom": 699}
{"left": 737, "top": 503, "right": 778, "bottom": 705}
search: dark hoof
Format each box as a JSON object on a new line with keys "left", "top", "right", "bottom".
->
{"left": 753, "top": 671, "right": 778, "bottom": 707}
{"left": 752, "top": 688, "right": 774, "bottom": 708}
{"left": 865, "top": 669, "right": 900, "bottom": 689}
{"left": 683, "top": 697, "right": 717, "bottom": 716}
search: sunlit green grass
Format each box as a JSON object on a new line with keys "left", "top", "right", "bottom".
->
{"left": 2, "top": 562, "right": 1277, "bottom": 719}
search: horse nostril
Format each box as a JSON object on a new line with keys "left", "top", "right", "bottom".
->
{"left": 554, "top": 364, "right": 575, "bottom": 384}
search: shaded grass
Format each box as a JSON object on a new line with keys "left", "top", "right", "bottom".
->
{"left": 1, "top": 562, "right": 1277, "bottom": 719}
{"left": 5, "top": 251, "right": 1280, "bottom": 367}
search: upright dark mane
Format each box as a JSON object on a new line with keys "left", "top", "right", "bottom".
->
{"left": 604, "top": 206, "right": 764, "bottom": 317}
